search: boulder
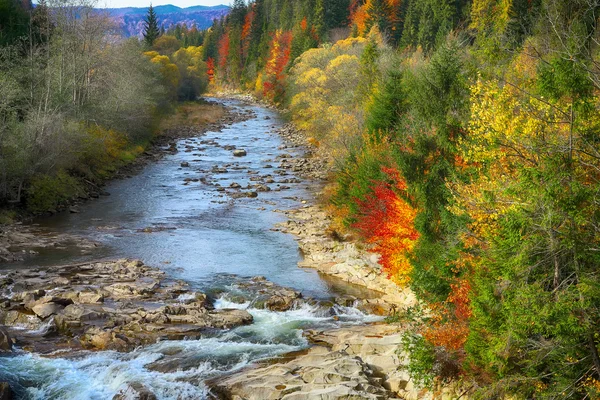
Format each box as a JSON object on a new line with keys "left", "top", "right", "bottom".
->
{"left": 208, "top": 309, "right": 253, "bottom": 329}
{"left": 61, "top": 304, "right": 103, "bottom": 322}
{"left": 211, "top": 347, "right": 394, "bottom": 400}
{"left": 0, "top": 382, "right": 12, "bottom": 400}
{"left": 0, "top": 327, "right": 12, "bottom": 352}
{"left": 233, "top": 149, "right": 247, "bottom": 157}
{"left": 78, "top": 291, "right": 104, "bottom": 304}
{"left": 113, "top": 382, "right": 157, "bottom": 400}
{"left": 2, "top": 310, "right": 44, "bottom": 331}
{"left": 31, "top": 302, "right": 63, "bottom": 319}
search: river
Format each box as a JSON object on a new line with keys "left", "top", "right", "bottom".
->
{"left": 0, "top": 99, "right": 381, "bottom": 399}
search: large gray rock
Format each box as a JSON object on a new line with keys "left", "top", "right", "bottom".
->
{"left": 211, "top": 346, "right": 395, "bottom": 400}
{"left": 113, "top": 382, "right": 157, "bottom": 400}
{"left": 31, "top": 302, "right": 63, "bottom": 319}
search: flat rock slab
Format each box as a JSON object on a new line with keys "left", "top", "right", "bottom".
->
{"left": 0, "top": 259, "right": 253, "bottom": 353}
{"left": 209, "top": 346, "right": 398, "bottom": 399}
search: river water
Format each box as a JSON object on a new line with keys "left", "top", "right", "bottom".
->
{"left": 0, "top": 99, "right": 380, "bottom": 399}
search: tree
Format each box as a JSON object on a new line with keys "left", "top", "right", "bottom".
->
{"left": 143, "top": 4, "right": 159, "bottom": 47}
{"left": 0, "top": 0, "right": 31, "bottom": 46}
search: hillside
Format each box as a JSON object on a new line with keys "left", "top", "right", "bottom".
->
{"left": 105, "top": 4, "right": 229, "bottom": 38}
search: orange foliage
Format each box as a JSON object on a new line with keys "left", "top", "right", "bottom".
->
{"left": 206, "top": 57, "right": 215, "bottom": 83}
{"left": 242, "top": 8, "right": 255, "bottom": 58}
{"left": 350, "top": 0, "right": 402, "bottom": 35}
{"left": 353, "top": 167, "right": 419, "bottom": 285}
{"left": 263, "top": 30, "right": 293, "bottom": 101}
{"left": 350, "top": 4, "right": 368, "bottom": 35}
{"left": 218, "top": 32, "right": 230, "bottom": 70}
{"left": 300, "top": 17, "right": 308, "bottom": 32}
{"left": 423, "top": 279, "right": 472, "bottom": 352}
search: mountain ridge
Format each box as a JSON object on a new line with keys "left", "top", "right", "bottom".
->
{"left": 102, "top": 4, "right": 230, "bottom": 38}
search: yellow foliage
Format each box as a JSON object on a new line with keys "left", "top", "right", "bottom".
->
{"left": 86, "top": 125, "right": 127, "bottom": 159}
{"left": 148, "top": 54, "right": 180, "bottom": 89}
{"left": 451, "top": 76, "right": 576, "bottom": 243}
{"left": 152, "top": 35, "right": 181, "bottom": 55}
{"left": 254, "top": 73, "right": 264, "bottom": 96}
{"left": 289, "top": 42, "right": 367, "bottom": 160}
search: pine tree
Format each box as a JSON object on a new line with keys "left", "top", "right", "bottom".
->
{"left": 143, "top": 4, "right": 160, "bottom": 47}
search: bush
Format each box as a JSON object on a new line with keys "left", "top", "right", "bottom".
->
{"left": 26, "top": 171, "right": 84, "bottom": 213}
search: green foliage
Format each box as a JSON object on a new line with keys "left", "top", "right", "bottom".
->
{"left": 26, "top": 172, "right": 84, "bottom": 213}
{"left": 0, "top": 0, "right": 30, "bottom": 46}
{"left": 0, "top": 1, "right": 176, "bottom": 213}
{"left": 365, "top": 69, "right": 405, "bottom": 140}
{"left": 334, "top": 141, "right": 397, "bottom": 223}
{"left": 401, "top": 333, "right": 436, "bottom": 388}
{"left": 143, "top": 4, "right": 160, "bottom": 47}
{"left": 388, "top": 41, "right": 471, "bottom": 303}
{"left": 400, "top": 0, "right": 469, "bottom": 51}
{"left": 0, "top": 209, "right": 16, "bottom": 225}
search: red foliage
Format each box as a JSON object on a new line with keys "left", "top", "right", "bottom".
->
{"left": 353, "top": 167, "right": 419, "bottom": 285}
{"left": 423, "top": 279, "right": 472, "bottom": 352}
{"left": 206, "top": 57, "right": 215, "bottom": 83}
{"left": 218, "top": 31, "right": 230, "bottom": 71}
{"left": 242, "top": 8, "right": 255, "bottom": 59}
{"left": 448, "top": 279, "right": 472, "bottom": 320}
{"left": 300, "top": 17, "right": 308, "bottom": 32}
{"left": 263, "top": 30, "right": 293, "bottom": 101}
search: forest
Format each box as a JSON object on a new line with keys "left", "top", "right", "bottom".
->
{"left": 0, "top": 0, "right": 208, "bottom": 217}
{"left": 1, "top": 0, "right": 600, "bottom": 398}
{"left": 203, "top": 0, "right": 600, "bottom": 398}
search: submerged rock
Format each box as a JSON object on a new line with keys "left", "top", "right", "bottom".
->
{"left": 0, "top": 382, "right": 12, "bottom": 400}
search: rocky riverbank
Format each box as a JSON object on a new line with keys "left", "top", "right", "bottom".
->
{"left": 219, "top": 118, "right": 450, "bottom": 400}
{"left": 271, "top": 122, "right": 416, "bottom": 313}
{"left": 0, "top": 259, "right": 255, "bottom": 354}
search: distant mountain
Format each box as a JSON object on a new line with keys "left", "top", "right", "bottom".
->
{"left": 104, "top": 4, "right": 230, "bottom": 38}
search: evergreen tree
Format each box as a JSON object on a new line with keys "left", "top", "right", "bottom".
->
{"left": 324, "top": 0, "right": 351, "bottom": 30}
{"left": 0, "top": 0, "right": 31, "bottom": 46}
{"left": 365, "top": 0, "right": 392, "bottom": 39}
{"left": 143, "top": 4, "right": 160, "bottom": 47}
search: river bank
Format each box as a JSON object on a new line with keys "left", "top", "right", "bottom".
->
{"left": 0, "top": 97, "right": 450, "bottom": 399}
{"left": 0, "top": 100, "right": 253, "bottom": 265}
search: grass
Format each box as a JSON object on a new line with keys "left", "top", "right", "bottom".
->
{"left": 0, "top": 209, "right": 17, "bottom": 225}
{"left": 159, "top": 101, "right": 226, "bottom": 131}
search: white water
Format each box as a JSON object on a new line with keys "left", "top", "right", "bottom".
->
{"left": 0, "top": 99, "right": 385, "bottom": 399}
{"left": 0, "top": 298, "right": 382, "bottom": 399}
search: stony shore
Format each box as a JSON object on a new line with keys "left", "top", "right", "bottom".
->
{"left": 0, "top": 259, "right": 255, "bottom": 354}
{"left": 272, "top": 123, "right": 416, "bottom": 312}
{"left": 0, "top": 97, "right": 454, "bottom": 400}
{"left": 227, "top": 120, "right": 462, "bottom": 400}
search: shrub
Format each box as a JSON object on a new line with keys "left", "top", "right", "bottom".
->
{"left": 26, "top": 171, "right": 84, "bottom": 213}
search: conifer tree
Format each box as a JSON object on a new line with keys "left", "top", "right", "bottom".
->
{"left": 143, "top": 4, "right": 160, "bottom": 47}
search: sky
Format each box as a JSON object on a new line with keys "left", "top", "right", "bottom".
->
{"left": 93, "top": 0, "right": 229, "bottom": 8}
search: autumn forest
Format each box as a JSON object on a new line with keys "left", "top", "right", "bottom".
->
{"left": 1, "top": 0, "right": 600, "bottom": 399}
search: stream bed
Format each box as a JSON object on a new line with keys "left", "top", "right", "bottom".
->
{"left": 0, "top": 99, "right": 381, "bottom": 399}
